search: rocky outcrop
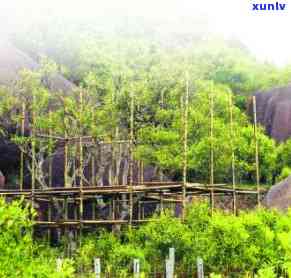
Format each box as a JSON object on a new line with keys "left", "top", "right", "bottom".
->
{"left": 264, "top": 175, "right": 291, "bottom": 210}
{"left": 23, "top": 146, "right": 166, "bottom": 188}
{"left": 0, "top": 170, "right": 5, "bottom": 188}
{"left": 251, "top": 86, "right": 291, "bottom": 142}
{"left": 0, "top": 40, "right": 74, "bottom": 92}
{"left": 0, "top": 41, "right": 75, "bottom": 181}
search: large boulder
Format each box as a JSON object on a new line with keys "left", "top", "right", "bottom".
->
{"left": 23, "top": 146, "right": 166, "bottom": 188}
{"left": 251, "top": 86, "right": 291, "bottom": 142}
{"left": 0, "top": 40, "right": 74, "bottom": 92}
{"left": 0, "top": 170, "right": 5, "bottom": 188}
{"left": 264, "top": 175, "right": 291, "bottom": 210}
{"left": 0, "top": 40, "right": 75, "bottom": 180}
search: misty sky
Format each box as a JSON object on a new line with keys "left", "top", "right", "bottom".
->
{"left": 1, "top": 0, "right": 291, "bottom": 65}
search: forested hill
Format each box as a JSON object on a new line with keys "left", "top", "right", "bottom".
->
{"left": 2, "top": 16, "right": 291, "bottom": 185}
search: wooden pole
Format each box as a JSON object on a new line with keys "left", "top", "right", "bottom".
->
{"left": 31, "top": 94, "right": 36, "bottom": 239}
{"left": 31, "top": 94, "right": 36, "bottom": 205}
{"left": 79, "top": 91, "right": 84, "bottom": 244}
{"left": 129, "top": 89, "right": 134, "bottom": 226}
{"left": 228, "top": 93, "right": 237, "bottom": 214}
{"left": 210, "top": 90, "right": 214, "bottom": 215}
{"left": 20, "top": 102, "right": 25, "bottom": 191}
{"left": 63, "top": 101, "right": 68, "bottom": 188}
{"left": 48, "top": 110, "right": 53, "bottom": 188}
{"left": 182, "top": 72, "right": 189, "bottom": 220}
{"left": 47, "top": 197, "right": 52, "bottom": 242}
{"left": 253, "top": 96, "right": 260, "bottom": 207}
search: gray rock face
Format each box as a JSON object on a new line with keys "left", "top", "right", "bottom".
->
{"left": 0, "top": 170, "right": 5, "bottom": 188}
{"left": 251, "top": 86, "right": 291, "bottom": 142}
{"left": 23, "top": 146, "right": 165, "bottom": 188}
{"left": 0, "top": 40, "right": 75, "bottom": 92}
{"left": 264, "top": 175, "right": 291, "bottom": 210}
{"left": 0, "top": 40, "right": 75, "bottom": 180}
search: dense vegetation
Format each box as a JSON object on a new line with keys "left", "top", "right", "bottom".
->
{"left": 2, "top": 27, "right": 291, "bottom": 184}
{"left": 2, "top": 17, "right": 291, "bottom": 277}
{"left": 2, "top": 199, "right": 291, "bottom": 277}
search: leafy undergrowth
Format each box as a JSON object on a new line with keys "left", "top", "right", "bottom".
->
{"left": 2, "top": 198, "right": 291, "bottom": 277}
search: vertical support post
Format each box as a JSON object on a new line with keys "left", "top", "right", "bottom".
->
{"left": 141, "top": 161, "right": 144, "bottom": 184}
{"left": 253, "top": 96, "right": 260, "bottom": 207}
{"left": 64, "top": 196, "right": 68, "bottom": 256}
{"left": 19, "top": 103, "right": 26, "bottom": 190}
{"left": 133, "top": 259, "right": 140, "bottom": 278}
{"left": 79, "top": 91, "right": 84, "bottom": 244}
{"left": 112, "top": 197, "right": 116, "bottom": 220}
{"left": 196, "top": 257, "right": 204, "bottom": 278}
{"left": 129, "top": 89, "right": 134, "bottom": 226}
{"left": 94, "top": 258, "right": 101, "bottom": 278}
{"left": 91, "top": 137, "right": 95, "bottom": 186}
{"left": 31, "top": 94, "right": 36, "bottom": 210}
{"left": 20, "top": 102, "right": 25, "bottom": 191}
{"left": 229, "top": 93, "right": 237, "bottom": 214}
{"left": 92, "top": 198, "right": 96, "bottom": 220}
{"left": 47, "top": 197, "right": 52, "bottom": 242}
{"left": 63, "top": 99, "right": 68, "bottom": 188}
{"left": 138, "top": 201, "right": 141, "bottom": 221}
{"left": 160, "top": 192, "right": 164, "bottom": 215}
{"left": 182, "top": 72, "right": 189, "bottom": 220}
{"left": 48, "top": 110, "right": 53, "bottom": 188}
{"left": 210, "top": 90, "right": 214, "bottom": 215}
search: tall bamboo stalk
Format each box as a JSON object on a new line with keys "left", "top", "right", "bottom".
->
{"left": 79, "top": 91, "right": 84, "bottom": 244}
{"left": 48, "top": 110, "right": 53, "bottom": 188}
{"left": 63, "top": 101, "right": 68, "bottom": 188}
{"left": 129, "top": 89, "right": 134, "bottom": 226}
{"left": 210, "top": 90, "right": 214, "bottom": 215}
{"left": 20, "top": 102, "right": 25, "bottom": 191}
{"left": 228, "top": 93, "right": 237, "bottom": 214}
{"left": 31, "top": 95, "right": 36, "bottom": 203}
{"left": 182, "top": 72, "right": 189, "bottom": 220}
{"left": 253, "top": 96, "right": 260, "bottom": 207}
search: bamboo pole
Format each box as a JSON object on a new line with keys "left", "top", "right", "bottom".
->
{"left": 129, "top": 89, "right": 134, "bottom": 226}
{"left": 49, "top": 110, "right": 53, "bottom": 188}
{"left": 31, "top": 95, "right": 36, "bottom": 204}
{"left": 182, "top": 72, "right": 189, "bottom": 220}
{"left": 228, "top": 93, "right": 237, "bottom": 214}
{"left": 210, "top": 90, "right": 214, "bottom": 215}
{"left": 63, "top": 101, "right": 68, "bottom": 188}
{"left": 20, "top": 102, "right": 25, "bottom": 191}
{"left": 91, "top": 107, "right": 96, "bottom": 186}
{"left": 253, "top": 96, "right": 260, "bottom": 207}
{"left": 141, "top": 161, "right": 144, "bottom": 184}
{"left": 47, "top": 198, "right": 52, "bottom": 242}
{"left": 79, "top": 91, "right": 84, "bottom": 244}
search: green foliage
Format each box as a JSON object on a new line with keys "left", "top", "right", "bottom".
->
{"left": 0, "top": 198, "right": 75, "bottom": 278}
{"left": 68, "top": 203, "right": 291, "bottom": 276}
{"left": 4, "top": 198, "right": 291, "bottom": 277}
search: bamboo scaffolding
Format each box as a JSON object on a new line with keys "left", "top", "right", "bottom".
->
{"left": 210, "top": 90, "right": 214, "bottom": 215}
{"left": 63, "top": 101, "right": 69, "bottom": 188}
{"left": 182, "top": 72, "right": 189, "bottom": 220}
{"left": 19, "top": 102, "right": 25, "bottom": 191}
{"left": 253, "top": 96, "right": 261, "bottom": 207}
{"left": 48, "top": 110, "right": 53, "bottom": 188}
{"left": 79, "top": 90, "right": 84, "bottom": 245}
{"left": 4, "top": 81, "right": 266, "bottom": 235}
{"left": 129, "top": 89, "right": 134, "bottom": 226}
{"left": 228, "top": 93, "right": 237, "bottom": 214}
{"left": 31, "top": 95, "right": 36, "bottom": 206}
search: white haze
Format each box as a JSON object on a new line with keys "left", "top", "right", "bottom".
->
{"left": 1, "top": 0, "right": 291, "bottom": 65}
